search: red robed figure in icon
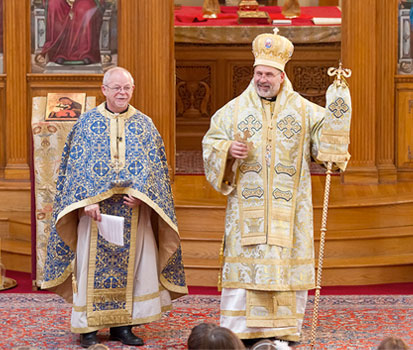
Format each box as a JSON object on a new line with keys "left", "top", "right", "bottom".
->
{"left": 41, "top": 0, "right": 105, "bottom": 64}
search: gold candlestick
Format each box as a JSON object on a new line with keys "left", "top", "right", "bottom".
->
{"left": 202, "top": 0, "right": 221, "bottom": 18}
{"left": 282, "top": 0, "right": 300, "bottom": 18}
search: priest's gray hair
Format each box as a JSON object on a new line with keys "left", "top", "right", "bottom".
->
{"left": 103, "top": 67, "right": 135, "bottom": 86}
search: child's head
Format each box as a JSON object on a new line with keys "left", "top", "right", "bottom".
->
{"left": 188, "top": 323, "right": 245, "bottom": 350}
{"left": 378, "top": 336, "right": 409, "bottom": 350}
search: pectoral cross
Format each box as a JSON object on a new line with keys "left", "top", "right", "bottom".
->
{"left": 235, "top": 129, "right": 254, "bottom": 152}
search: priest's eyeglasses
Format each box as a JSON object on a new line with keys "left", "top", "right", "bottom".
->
{"left": 104, "top": 85, "right": 133, "bottom": 93}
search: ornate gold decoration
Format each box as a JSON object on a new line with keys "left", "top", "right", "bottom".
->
{"left": 274, "top": 163, "right": 296, "bottom": 177}
{"left": 272, "top": 188, "right": 293, "bottom": 201}
{"left": 328, "top": 97, "right": 350, "bottom": 119}
{"left": 277, "top": 115, "right": 301, "bottom": 139}
{"left": 237, "top": 0, "right": 271, "bottom": 24}
{"left": 238, "top": 0, "right": 259, "bottom": 11}
{"left": 327, "top": 61, "right": 352, "bottom": 88}
{"left": 242, "top": 187, "right": 264, "bottom": 199}
{"left": 240, "top": 162, "right": 262, "bottom": 174}
{"left": 282, "top": 0, "right": 300, "bottom": 19}
{"left": 252, "top": 28, "right": 294, "bottom": 72}
{"left": 238, "top": 115, "right": 262, "bottom": 137}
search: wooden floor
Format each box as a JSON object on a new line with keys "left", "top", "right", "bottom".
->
{"left": 173, "top": 175, "right": 413, "bottom": 287}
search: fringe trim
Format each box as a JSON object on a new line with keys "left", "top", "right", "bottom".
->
{"left": 316, "top": 150, "right": 350, "bottom": 163}
{"left": 320, "top": 134, "right": 350, "bottom": 145}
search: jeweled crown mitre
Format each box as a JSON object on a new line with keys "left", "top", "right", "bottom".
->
{"left": 252, "top": 28, "right": 294, "bottom": 72}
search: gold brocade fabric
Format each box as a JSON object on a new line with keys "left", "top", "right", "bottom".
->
{"left": 31, "top": 96, "right": 96, "bottom": 286}
{"left": 86, "top": 196, "right": 138, "bottom": 327}
{"left": 202, "top": 77, "right": 346, "bottom": 291}
{"left": 246, "top": 290, "right": 297, "bottom": 328}
{"left": 175, "top": 26, "right": 341, "bottom": 44}
{"left": 317, "top": 80, "right": 352, "bottom": 165}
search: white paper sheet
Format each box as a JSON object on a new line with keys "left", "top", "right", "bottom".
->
{"left": 312, "top": 17, "right": 341, "bottom": 25}
{"left": 97, "top": 214, "right": 124, "bottom": 246}
{"left": 272, "top": 19, "right": 292, "bottom": 25}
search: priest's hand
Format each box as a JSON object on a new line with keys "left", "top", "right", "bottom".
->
{"left": 123, "top": 194, "right": 141, "bottom": 208}
{"left": 84, "top": 204, "right": 101, "bottom": 222}
{"left": 229, "top": 141, "right": 248, "bottom": 159}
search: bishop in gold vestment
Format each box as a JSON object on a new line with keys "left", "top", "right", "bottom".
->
{"left": 202, "top": 30, "right": 349, "bottom": 343}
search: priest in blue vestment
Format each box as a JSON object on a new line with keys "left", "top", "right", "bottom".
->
{"left": 42, "top": 67, "right": 187, "bottom": 348}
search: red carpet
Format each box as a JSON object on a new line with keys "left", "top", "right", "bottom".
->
{"left": 5, "top": 270, "right": 413, "bottom": 295}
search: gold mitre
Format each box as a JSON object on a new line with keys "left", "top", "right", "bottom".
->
{"left": 252, "top": 28, "right": 294, "bottom": 72}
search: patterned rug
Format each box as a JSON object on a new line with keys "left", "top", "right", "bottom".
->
{"left": 1, "top": 294, "right": 412, "bottom": 350}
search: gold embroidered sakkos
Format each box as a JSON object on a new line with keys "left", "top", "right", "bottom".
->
{"left": 203, "top": 77, "right": 331, "bottom": 291}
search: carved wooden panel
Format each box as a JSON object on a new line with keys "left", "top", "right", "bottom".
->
{"left": 176, "top": 65, "right": 212, "bottom": 119}
{"left": 176, "top": 63, "right": 215, "bottom": 151}
{"left": 290, "top": 65, "right": 333, "bottom": 106}
{"left": 231, "top": 65, "right": 253, "bottom": 98}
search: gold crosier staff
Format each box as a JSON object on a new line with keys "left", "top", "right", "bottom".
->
{"left": 310, "top": 63, "right": 352, "bottom": 349}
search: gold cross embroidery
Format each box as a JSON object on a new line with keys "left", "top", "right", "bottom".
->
{"left": 238, "top": 115, "right": 262, "bottom": 136}
{"left": 328, "top": 97, "right": 349, "bottom": 119}
{"left": 277, "top": 115, "right": 301, "bottom": 139}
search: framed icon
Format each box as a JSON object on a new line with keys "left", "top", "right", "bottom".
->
{"left": 45, "top": 92, "right": 86, "bottom": 121}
